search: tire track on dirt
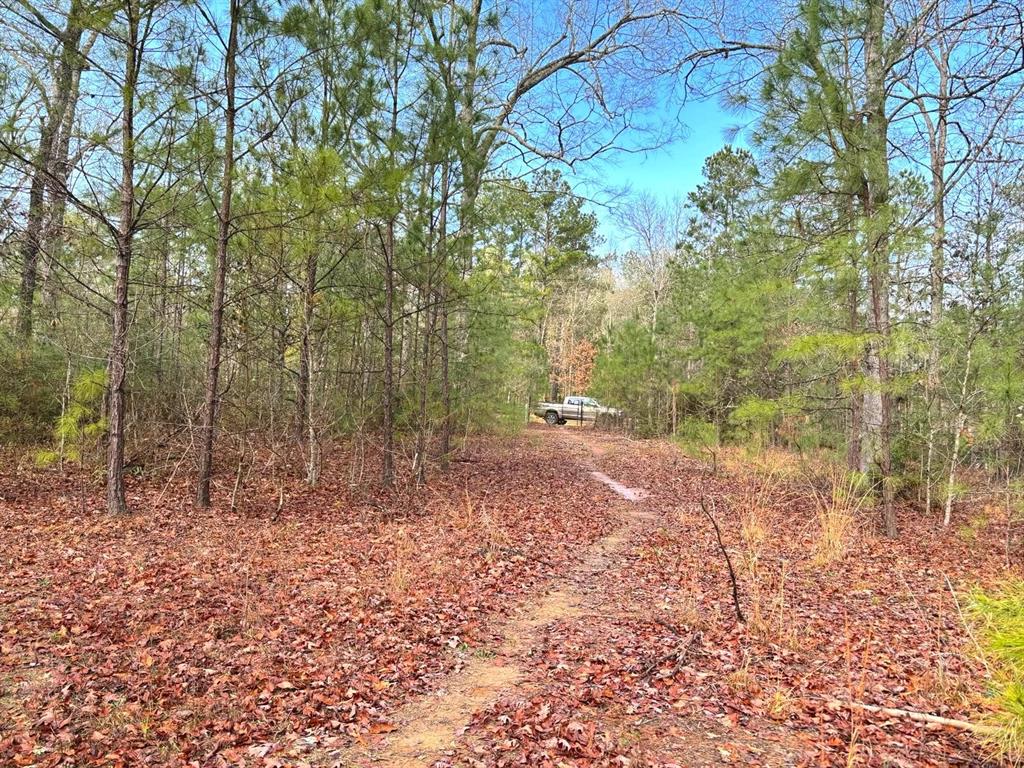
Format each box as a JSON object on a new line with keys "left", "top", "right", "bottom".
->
{"left": 329, "top": 433, "right": 650, "bottom": 768}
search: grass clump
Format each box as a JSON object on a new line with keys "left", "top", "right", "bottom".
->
{"left": 968, "top": 581, "right": 1024, "bottom": 763}
{"left": 810, "top": 468, "right": 869, "bottom": 566}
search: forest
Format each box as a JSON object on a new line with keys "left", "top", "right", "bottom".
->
{"left": 3, "top": 0, "right": 1024, "bottom": 765}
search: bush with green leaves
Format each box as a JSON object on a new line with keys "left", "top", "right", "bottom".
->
{"left": 36, "top": 369, "right": 107, "bottom": 468}
{"left": 968, "top": 581, "right": 1024, "bottom": 763}
{"left": 0, "top": 337, "right": 63, "bottom": 444}
{"left": 672, "top": 417, "right": 718, "bottom": 457}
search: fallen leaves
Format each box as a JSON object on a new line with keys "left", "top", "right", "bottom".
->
{"left": 0, "top": 435, "right": 615, "bottom": 766}
{"left": 0, "top": 429, "right": 1012, "bottom": 766}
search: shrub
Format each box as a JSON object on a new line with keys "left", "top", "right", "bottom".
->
{"left": 36, "top": 368, "right": 107, "bottom": 469}
{"left": 0, "top": 337, "right": 63, "bottom": 444}
{"left": 672, "top": 417, "right": 718, "bottom": 457}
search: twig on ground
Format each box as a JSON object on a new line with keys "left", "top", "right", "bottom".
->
{"left": 699, "top": 495, "right": 745, "bottom": 624}
{"left": 824, "top": 699, "right": 996, "bottom": 734}
{"left": 639, "top": 630, "right": 702, "bottom": 678}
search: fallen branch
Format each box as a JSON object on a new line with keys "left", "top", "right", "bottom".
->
{"left": 639, "top": 628, "right": 703, "bottom": 679}
{"left": 824, "top": 699, "right": 997, "bottom": 735}
{"left": 699, "top": 495, "right": 744, "bottom": 624}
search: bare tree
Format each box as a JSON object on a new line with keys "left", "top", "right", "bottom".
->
{"left": 196, "top": 0, "right": 240, "bottom": 507}
{"left": 618, "top": 191, "right": 680, "bottom": 340}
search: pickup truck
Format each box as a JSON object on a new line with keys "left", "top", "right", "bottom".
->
{"left": 534, "top": 396, "right": 621, "bottom": 426}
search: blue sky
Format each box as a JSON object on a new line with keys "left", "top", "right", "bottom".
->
{"left": 575, "top": 98, "right": 748, "bottom": 252}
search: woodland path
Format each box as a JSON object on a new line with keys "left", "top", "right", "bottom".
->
{"left": 323, "top": 428, "right": 801, "bottom": 767}
{"left": 328, "top": 429, "right": 664, "bottom": 767}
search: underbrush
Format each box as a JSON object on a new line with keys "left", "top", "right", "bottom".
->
{"left": 809, "top": 467, "right": 870, "bottom": 566}
{"left": 969, "top": 581, "right": 1024, "bottom": 764}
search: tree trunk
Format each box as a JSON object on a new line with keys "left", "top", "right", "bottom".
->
{"left": 382, "top": 221, "right": 396, "bottom": 488}
{"left": 944, "top": 346, "right": 972, "bottom": 527}
{"left": 41, "top": 23, "right": 92, "bottom": 317}
{"left": 17, "top": 3, "right": 85, "bottom": 341}
{"left": 670, "top": 382, "right": 678, "bottom": 436}
{"left": 847, "top": 287, "right": 863, "bottom": 473}
{"left": 435, "top": 165, "right": 452, "bottom": 469}
{"left": 863, "top": 0, "right": 896, "bottom": 537}
{"left": 414, "top": 286, "right": 435, "bottom": 485}
{"left": 439, "top": 296, "right": 451, "bottom": 468}
{"left": 307, "top": 356, "right": 320, "bottom": 486}
{"left": 196, "top": 0, "right": 238, "bottom": 507}
{"left": 296, "top": 248, "right": 316, "bottom": 442}
{"left": 107, "top": 0, "right": 139, "bottom": 516}
{"left": 17, "top": 143, "right": 50, "bottom": 341}
{"left": 925, "top": 64, "right": 949, "bottom": 515}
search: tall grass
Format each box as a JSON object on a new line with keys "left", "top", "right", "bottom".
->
{"left": 968, "top": 581, "right": 1024, "bottom": 763}
{"left": 810, "top": 468, "right": 870, "bottom": 566}
{"left": 386, "top": 526, "right": 415, "bottom": 602}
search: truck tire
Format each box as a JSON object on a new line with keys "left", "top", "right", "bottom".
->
{"left": 544, "top": 411, "right": 559, "bottom": 426}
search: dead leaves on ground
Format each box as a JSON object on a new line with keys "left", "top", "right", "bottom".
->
{"left": 0, "top": 437, "right": 614, "bottom": 766}
{"left": 1, "top": 430, "right": 1015, "bottom": 766}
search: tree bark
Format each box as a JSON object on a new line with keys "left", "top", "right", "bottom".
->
{"left": 382, "top": 220, "right": 396, "bottom": 488}
{"left": 438, "top": 170, "right": 452, "bottom": 469}
{"left": 17, "top": 137, "right": 50, "bottom": 341}
{"left": 196, "top": 0, "right": 239, "bottom": 507}
{"left": 439, "top": 295, "right": 451, "bottom": 468}
{"left": 924, "top": 59, "right": 949, "bottom": 516}
{"left": 863, "top": 0, "right": 896, "bottom": 537}
{"left": 107, "top": 0, "right": 139, "bottom": 516}
{"left": 41, "top": 24, "right": 92, "bottom": 317}
{"left": 847, "top": 274, "right": 863, "bottom": 472}
{"left": 296, "top": 249, "right": 316, "bottom": 442}
{"left": 17, "top": 2, "right": 85, "bottom": 341}
{"left": 414, "top": 280, "right": 435, "bottom": 485}
{"left": 944, "top": 346, "right": 972, "bottom": 527}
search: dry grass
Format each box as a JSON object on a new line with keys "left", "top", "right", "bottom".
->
{"left": 727, "top": 469, "right": 804, "bottom": 647}
{"left": 386, "top": 526, "right": 415, "bottom": 602}
{"left": 735, "top": 461, "right": 788, "bottom": 559}
{"left": 673, "top": 591, "right": 711, "bottom": 630}
{"left": 915, "top": 665, "right": 975, "bottom": 712}
{"left": 746, "top": 554, "right": 798, "bottom": 647}
{"left": 441, "top": 489, "right": 510, "bottom": 562}
{"left": 764, "top": 686, "right": 795, "bottom": 720}
{"left": 810, "top": 467, "right": 869, "bottom": 567}
{"left": 446, "top": 489, "right": 477, "bottom": 531}
{"left": 725, "top": 652, "right": 760, "bottom": 696}
{"left": 479, "top": 506, "right": 510, "bottom": 561}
